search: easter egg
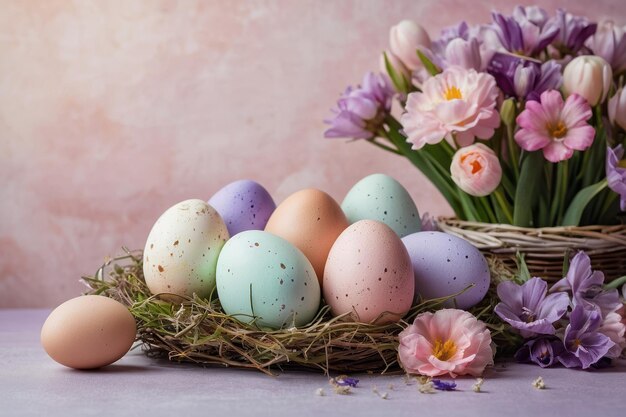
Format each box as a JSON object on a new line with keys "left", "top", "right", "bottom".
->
{"left": 216, "top": 230, "right": 321, "bottom": 329}
{"left": 41, "top": 295, "right": 136, "bottom": 369}
{"left": 265, "top": 189, "right": 348, "bottom": 284}
{"left": 143, "top": 199, "right": 229, "bottom": 301}
{"left": 208, "top": 179, "right": 276, "bottom": 236}
{"left": 341, "top": 173, "right": 421, "bottom": 238}
{"left": 323, "top": 220, "right": 414, "bottom": 324}
{"left": 402, "top": 231, "right": 490, "bottom": 309}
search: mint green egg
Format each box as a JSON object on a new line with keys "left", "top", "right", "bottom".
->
{"left": 341, "top": 174, "right": 421, "bottom": 238}
{"left": 216, "top": 230, "right": 320, "bottom": 329}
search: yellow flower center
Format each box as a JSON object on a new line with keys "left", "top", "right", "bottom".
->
{"left": 432, "top": 339, "right": 457, "bottom": 361}
{"left": 444, "top": 86, "right": 463, "bottom": 101}
{"left": 618, "top": 160, "right": 626, "bottom": 169}
{"left": 572, "top": 339, "right": 582, "bottom": 349}
{"left": 547, "top": 120, "right": 568, "bottom": 139}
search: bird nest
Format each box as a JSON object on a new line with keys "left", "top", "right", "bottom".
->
{"left": 84, "top": 248, "right": 521, "bottom": 375}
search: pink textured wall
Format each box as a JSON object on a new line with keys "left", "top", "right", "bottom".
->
{"left": 1, "top": 0, "right": 624, "bottom": 307}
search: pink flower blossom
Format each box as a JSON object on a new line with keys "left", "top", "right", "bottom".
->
{"left": 450, "top": 143, "right": 502, "bottom": 197}
{"left": 599, "top": 309, "right": 626, "bottom": 358}
{"left": 398, "top": 309, "right": 494, "bottom": 377}
{"left": 401, "top": 66, "right": 501, "bottom": 149}
{"left": 515, "top": 90, "right": 595, "bottom": 162}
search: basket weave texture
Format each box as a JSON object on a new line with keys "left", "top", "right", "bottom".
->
{"left": 437, "top": 218, "right": 626, "bottom": 282}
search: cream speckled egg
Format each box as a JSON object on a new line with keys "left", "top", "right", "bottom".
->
{"left": 143, "top": 199, "right": 229, "bottom": 300}
{"left": 323, "top": 220, "right": 414, "bottom": 324}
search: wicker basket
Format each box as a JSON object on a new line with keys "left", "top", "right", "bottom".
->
{"left": 437, "top": 218, "right": 626, "bottom": 282}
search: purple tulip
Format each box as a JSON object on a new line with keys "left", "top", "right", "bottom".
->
{"left": 324, "top": 73, "right": 394, "bottom": 140}
{"left": 544, "top": 9, "right": 597, "bottom": 54}
{"left": 487, "top": 52, "right": 562, "bottom": 100}
{"left": 514, "top": 337, "right": 564, "bottom": 368}
{"left": 552, "top": 251, "right": 622, "bottom": 316}
{"left": 606, "top": 145, "right": 626, "bottom": 211}
{"left": 586, "top": 21, "right": 626, "bottom": 74}
{"left": 558, "top": 305, "right": 615, "bottom": 369}
{"left": 495, "top": 277, "right": 570, "bottom": 338}
{"left": 490, "top": 6, "right": 559, "bottom": 56}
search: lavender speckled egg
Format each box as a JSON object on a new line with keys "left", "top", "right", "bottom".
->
{"left": 208, "top": 180, "right": 276, "bottom": 236}
{"left": 323, "top": 220, "right": 414, "bottom": 324}
{"left": 402, "top": 231, "right": 490, "bottom": 309}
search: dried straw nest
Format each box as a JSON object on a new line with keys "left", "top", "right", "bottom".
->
{"left": 438, "top": 219, "right": 626, "bottom": 282}
{"left": 84, "top": 248, "right": 521, "bottom": 375}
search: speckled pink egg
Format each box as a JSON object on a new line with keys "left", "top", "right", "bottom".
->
{"left": 323, "top": 220, "right": 414, "bottom": 324}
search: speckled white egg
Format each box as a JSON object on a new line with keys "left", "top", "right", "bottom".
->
{"left": 323, "top": 220, "right": 414, "bottom": 324}
{"left": 341, "top": 173, "right": 421, "bottom": 238}
{"left": 402, "top": 231, "right": 490, "bottom": 309}
{"left": 143, "top": 199, "right": 229, "bottom": 301}
{"left": 216, "top": 230, "right": 320, "bottom": 329}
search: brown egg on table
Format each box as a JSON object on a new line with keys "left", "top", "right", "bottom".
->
{"left": 323, "top": 219, "right": 414, "bottom": 324}
{"left": 265, "top": 188, "right": 349, "bottom": 285}
{"left": 41, "top": 295, "right": 136, "bottom": 369}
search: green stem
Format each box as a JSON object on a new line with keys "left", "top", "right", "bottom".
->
{"left": 506, "top": 122, "right": 519, "bottom": 180}
{"left": 493, "top": 188, "right": 514, "bottom": 224}
{"left": 477, "top": 196, "right": 497, "bottom": 223}
{"left": 367, "top": 139, "right": 402, "bottom": 155}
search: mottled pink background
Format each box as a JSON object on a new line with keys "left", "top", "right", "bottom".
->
{"left": 1, "top": 0, "right": 624, "bottom": 307}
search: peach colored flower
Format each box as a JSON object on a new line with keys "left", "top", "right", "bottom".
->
{"left": 398, "top": 309, "right": 494, "bottom": 377}
{"left": 450, "top": 143, "right": 502, "bottom": 197}
{"left": 400, "top": 66, "right": 500, "bottom": 149}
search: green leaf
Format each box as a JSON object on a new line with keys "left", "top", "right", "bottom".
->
{"left": 561, "top": 179, "right": 608, "bottom": 226}
{"left": 604, "top": 275, "right": 626, "bottom": 290}
{"left": 513, "top": 152, "right": 544, "bottom": 227}
{"left": 515, "top": 252, "right": 531, "bottom": 283}
{"left": 417, "top": 50, "right": 441, "bottom": 76}
{"left": 383, "top": 52, "right": 410, "bottom": 94}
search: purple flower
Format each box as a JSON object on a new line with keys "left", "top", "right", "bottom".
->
{"left": 586, "top": 21, "right": 626, "bottom": 74}
{"left": 514, "top": 337, "right": 564, "bottom": 368}
{"left": 487, "top": 53, "right": 562, "bottom": 100}
{"left": 428, "top": 22, "right": 484, "bottom": 71}
{"left": 544, "top": 9, "right": 597, "bottom": 54}
{"left": 490, "top": 6, "right": 559, "bottom": 56}
{"left": 420, "top": 212, "right": 438, "bottom": 232}
{"left": 332, "top": 376, "right": 359, "bottom": 387}
{"left": 606, "top": 145, "right": 626, "bottom": 211}
{"left": 495, "top": 277, "right": 570, "bottom": 338}
{"left": 552, "top": 251, "right": 621, "bottom": 316}
{"left": 324, "top": 73, "right": 394, "bottom": 140}
{"left": 557, "top": 305, "right": 614, "bottom": 369}
{"left": 432, "top": 380, "right": 457, "bottom": 391}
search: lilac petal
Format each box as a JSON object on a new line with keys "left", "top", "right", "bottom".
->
{"left": 496, "top": 280, "right": 524, "bottom": 310}
{"left": 522, "top": 277, "right": 549, "bottom": 312}
{"left": 536, "top": 291, "right": 570, "bottom": 323}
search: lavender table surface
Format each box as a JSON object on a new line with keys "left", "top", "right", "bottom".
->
{"left": 1, "top": 309, "right": 625, "bottom": 417}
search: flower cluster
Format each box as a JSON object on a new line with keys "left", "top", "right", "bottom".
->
{"left": 495, "top": 251, "right": 625, "bottom": 369}
{"left": 325, "top": 5, "right": 626, "bottom": 228}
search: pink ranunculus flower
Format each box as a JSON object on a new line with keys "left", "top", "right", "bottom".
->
{"left": 401, "top": 66, "right": 500, "bottom": 149}
{"left": 515, "top": 90, "right": 595, "bottom": 163}
{"left": 398, "top": 309, "right": 494, "bottom": 377}
{"left": 450, "top": 143, "right": 502, "bottom": 197}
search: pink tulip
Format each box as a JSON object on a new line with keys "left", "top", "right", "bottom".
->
{"left": 398, "top": 309, "right": 494, "bottom": 377}
{"left": 389, "top": 20, "right": 431, "bottom": 71}
{"left": 450, "top": 143, "right": 502, "bottom": 197}
{"left": 609, "top": 88, "right": 626, "bottom": 131}
{"left": 563, "top": 55, "right": 613, "bottom": 106}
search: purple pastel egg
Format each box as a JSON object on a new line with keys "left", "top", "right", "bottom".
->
{"left": 401, "top": 231, "right": 490, "bottom": 309}
{"left": 208, "top": 180, "right": 276, "bottom": 236}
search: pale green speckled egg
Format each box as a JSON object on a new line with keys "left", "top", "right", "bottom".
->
{"left": 341, "top": 174, "right": 421, "bottom": 238}
{"left": 216, "top": 230, "right": 321, "bottom": 329}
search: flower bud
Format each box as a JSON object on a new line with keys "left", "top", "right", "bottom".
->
{"left": 563, "top": 55, "right": 613, "bottom": 106}
{"left": 586, "top": 20, "right": 626, "bottom": 74}
{"left": 445, "top": 37, "right": 482, "bottom": 71}
{"left": 609, "top": 88, "right": 626, "bottom": 131}
{"left": 389, "top": 20, "right": 431, "bottom": 71}
{"left": 450, "top": 143, "right": 502, "bottom": 197}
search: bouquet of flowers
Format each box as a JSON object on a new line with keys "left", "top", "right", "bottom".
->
{"left": 494, "top": 251, "right": 625, "bottom": 369}
{"left": 325, "top": 6, "right": 626, "bottom": 227}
